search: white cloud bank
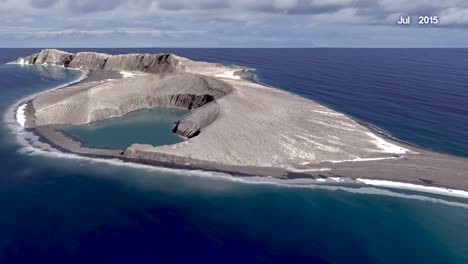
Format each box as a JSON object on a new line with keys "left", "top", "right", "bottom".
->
{"left": 0, "top": 0, "right": 468, "bottom": 47}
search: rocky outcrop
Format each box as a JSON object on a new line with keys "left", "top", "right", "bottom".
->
{"left": 104, "top": 53, "right": 183, "bottom": 73}
{"left": 68, "top": 52, "right": 107, "bottom": 69}
{"left": 17, "top": 49, "right": 184, "bottom": 74}
{"left": 18, "top": 49, "right": 74, "bottom": 66}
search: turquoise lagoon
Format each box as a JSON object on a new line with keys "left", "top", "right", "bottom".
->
{"left": 55, "top": 108, "right": 189, "bottom": 149}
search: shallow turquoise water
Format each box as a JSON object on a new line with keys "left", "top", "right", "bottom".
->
{"left": 55, "top": 108, "right": 189, "bottom": 149}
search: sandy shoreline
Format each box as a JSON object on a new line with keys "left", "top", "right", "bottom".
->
{"left": 10, "top": 66, "right": 467, "bottom": 199}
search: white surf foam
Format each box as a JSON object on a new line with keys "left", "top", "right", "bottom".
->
{"left": 120, "top": 71, "right": 136, "bottom": 78}
{"left": 16, "top": 104, "right": 26, "bottom": 126}
{"left": 215, "top": 70, "right": 241, "bottom": 80}
{"left": 14, "top": 59, "right": 30, "bottom": 66}
{"left": 15, "top": 59, "right": 30, "bottom": 65}
{"left": 286, "top": 167, "right": 331, "bottom": 173}
{"left": 357, "top": 178, "right": 468, "bottom": 199}
{"left": 3, "top": 67, "right": 88, "bottom": 131}
{"left": 9, "top": 61, "right": 81, "bottom": 70}
{"left": 328, "top": 156, "right": 398, "bottom": 163}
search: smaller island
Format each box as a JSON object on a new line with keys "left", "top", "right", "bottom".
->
{"left": 14, "top": 49, "right": 468, "bottom": 194}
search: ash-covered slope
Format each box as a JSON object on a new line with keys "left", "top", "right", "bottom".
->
{"left": 17, "top": 49, "right": 184, "bottom": 74}
{"left": 19, "top": 49, "right": 414, "bottom": 168}
{"left": 28, "top": 73, "right": 231, "bottom": 138}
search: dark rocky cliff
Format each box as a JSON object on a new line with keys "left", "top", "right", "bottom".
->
{"left": 17, "top": 49, "right": 184, "bottom": 74}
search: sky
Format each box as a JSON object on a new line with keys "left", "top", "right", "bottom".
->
{"left": 1, "top": 0, "right": 468, "bottom": 47}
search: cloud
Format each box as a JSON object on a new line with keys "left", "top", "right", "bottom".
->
{"left": 440, "top": 8, "right": 468, "bottom": 25}
{"left": 272, "top": 0, "right": 298, "bottom": 9}
{"left": 0, "top": 0, "right": 468, "bottom": 47}
{"left": 2, "top": 0, "right": 468, "bottom": 22}
{"left": 29, "top": 0, "right": 57, "bottom": 9}
{"left": 64, "top": 0, "right": 128, "bottom": 13}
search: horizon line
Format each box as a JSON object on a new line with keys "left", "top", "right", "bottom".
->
{"left": 0, "top": 47, "right": 467, "bottom": 49}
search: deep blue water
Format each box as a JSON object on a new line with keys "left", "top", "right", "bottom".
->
{"left": 0, "top": 49, "right": 467, "bottom": 263}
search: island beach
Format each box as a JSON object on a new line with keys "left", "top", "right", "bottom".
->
{"left": 13, "top": 49, "right": 468, "bottom": 196}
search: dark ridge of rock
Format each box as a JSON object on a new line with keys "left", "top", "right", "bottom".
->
{"left": 103, "top": 53, "right": 183, "bottom": 73}
{"left": 169, "top": 94, "right": 215, "bottom": 109}
{"left": 16, "top": 49, "right": 184, "bottom": 74}
{"left": 68, "top": 52, "right": 109, "bottom": 70}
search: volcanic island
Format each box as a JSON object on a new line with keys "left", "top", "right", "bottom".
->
{"left": 14, "top": 49, "right": 468, "bottom": 193}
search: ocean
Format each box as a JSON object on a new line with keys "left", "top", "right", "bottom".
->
{"left": 0, "top": 49, "right": 467, "bottom": 263}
